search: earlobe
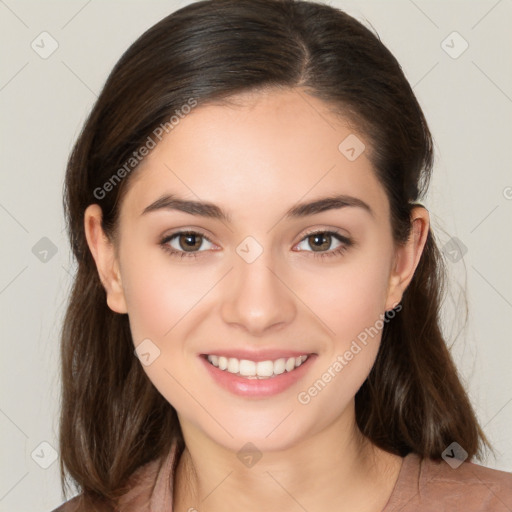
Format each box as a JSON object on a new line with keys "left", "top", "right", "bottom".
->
{"left": 83, "top": 204, "right": 128, "bottom": 314}
{"left": 385, "top": 206, "right": 430, "bottom": 310}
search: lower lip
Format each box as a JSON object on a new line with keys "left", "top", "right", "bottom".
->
{"left": 200, "top": 355, "right": 316, "bottom": 398}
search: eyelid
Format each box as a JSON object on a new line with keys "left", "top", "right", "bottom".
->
{"left": 161, "top": 227, "right": 351, "bottom": 246}
{"left": 297, "top": 226, "right": 351, "bottom": 242}
{"left": 160, "top": 229, "right": 217, "bottom": 251}
{"left": 161, "top": 225, "right": 214, "bottom": 239}
{"left": 160, "top": 226, "right": 353, "bottom": 259}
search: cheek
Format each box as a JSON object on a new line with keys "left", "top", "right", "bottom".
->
{"left": 302, "top": 241, "right": 393, "bottom": 349}
{"left": 294, "top": 249, "right": 393, "bottom": 414}
{"left": 120, "top": 246, "right": 212, "bottom": 344}
{"left": 120, "top": 248, "right": 212, "bottom": 414}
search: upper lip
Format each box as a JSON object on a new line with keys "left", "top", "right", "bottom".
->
{"left": 201, "top": 350, "right": 314, "bottom": 362}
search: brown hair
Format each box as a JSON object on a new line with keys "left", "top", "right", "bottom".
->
{"left": 59, "top": 0, "right": 491, "bottom": 507}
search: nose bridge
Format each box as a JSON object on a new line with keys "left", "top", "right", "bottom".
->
{"left": 220, "top": 240, "right": 296, "bottom": 335}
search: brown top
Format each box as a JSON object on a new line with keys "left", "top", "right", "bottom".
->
{"left": 52, "top": 441, "right": 512, "bottom": 511}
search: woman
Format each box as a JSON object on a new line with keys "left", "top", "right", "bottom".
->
{"left": 53, "top": 0, "right": 512, "bottom": 510}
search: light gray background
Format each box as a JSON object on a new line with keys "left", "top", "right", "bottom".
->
{"left": 1, "top": 1, "right": 511, "bottom": 510}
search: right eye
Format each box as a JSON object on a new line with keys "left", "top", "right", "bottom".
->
{"left": 160, "top": 231, "right": 216, "bottom": 259}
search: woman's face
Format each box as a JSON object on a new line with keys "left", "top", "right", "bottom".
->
{"left": 91, "top": 88, "right": 412, "bottom": 452}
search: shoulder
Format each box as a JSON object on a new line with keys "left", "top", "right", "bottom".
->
{"left": 421, "top": 456, "right": 512, "bottom": 506}
{"left": 51, "top": 495, "right": 79, "bottom": 512}
{"left": 48, "top": 463, "right": 159, "bottom": 512}
{"left": 50, "top": 448, "right": 175, "bottom": 512}
{"left": 50, "top": 493, "right": 115, "bottom": 512}
{"left": 387, "top": 453, "right": 512, "bottom": 511}
{"left": 50, "top": 494, "right": 111, "bottom": 512}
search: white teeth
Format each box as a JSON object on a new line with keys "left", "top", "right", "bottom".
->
{"left": 285, "top": 357, "right": 296, "bottom": 372}
{"left": 273, "top": 358, "right": 285, "bottom": 375}
{"left": 256, "top": 360, "right": 274, "bottom": 377}
{"left": 239, "top": 359, "right": 256, "bottom": 376}
{"left": 227, "top": 358, "right": 239, "bottom": 374}
{"left": 206, "top": 354, "right": 309, "bottom": 379}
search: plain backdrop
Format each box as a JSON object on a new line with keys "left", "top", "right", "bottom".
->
{"left": 0, "top": 1, "right": 511, "bottom": 510}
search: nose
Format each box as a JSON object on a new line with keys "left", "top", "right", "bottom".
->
{"left": 220, "top": 250, "right": 297, "bottom": 336}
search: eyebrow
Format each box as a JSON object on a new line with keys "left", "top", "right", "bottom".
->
{"left": 141, "top": 193, "right": 374, "bottom": 222}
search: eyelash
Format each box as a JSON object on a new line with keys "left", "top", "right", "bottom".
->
{"left": 159, "top": 229, "right": 353, "bottom": 260}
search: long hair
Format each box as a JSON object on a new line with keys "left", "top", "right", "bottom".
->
{"left": 59, "top": 0, "right": 491, "bottom": 507}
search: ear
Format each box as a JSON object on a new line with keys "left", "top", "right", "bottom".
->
{"left": 83, "top": 204, "right": 128, "bottom": 314}
{"left": 385, "top": 206, "right": 430, "bottom": 311}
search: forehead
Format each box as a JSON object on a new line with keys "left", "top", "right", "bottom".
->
{"left": 120, "top": 88, "right": 389, "bottom": 224}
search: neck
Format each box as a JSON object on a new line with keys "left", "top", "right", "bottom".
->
{"left": 172, "top": 406, "right": 403, "bottom": 512}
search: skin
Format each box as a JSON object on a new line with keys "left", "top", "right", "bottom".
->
{"left": 84, "top": 87, "right": 429, "bottom": 512}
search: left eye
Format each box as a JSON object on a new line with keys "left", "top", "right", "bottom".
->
{"left": 295, "top": 230, "right": 350, "bottom": 253}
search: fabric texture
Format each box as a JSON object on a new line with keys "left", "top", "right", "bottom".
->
{"left": 52, "top": 441, "right": 512, "bottom": 511}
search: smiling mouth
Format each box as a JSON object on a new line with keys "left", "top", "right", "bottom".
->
{"left": 204, "top": 354, "right": 309, "bottom": 379}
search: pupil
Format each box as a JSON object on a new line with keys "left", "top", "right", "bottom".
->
{"left": 181, "top": 234, "right": 200, "bottom": 251}
{"left": 311, "top": 233, "right": 329, "bottom": 251}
